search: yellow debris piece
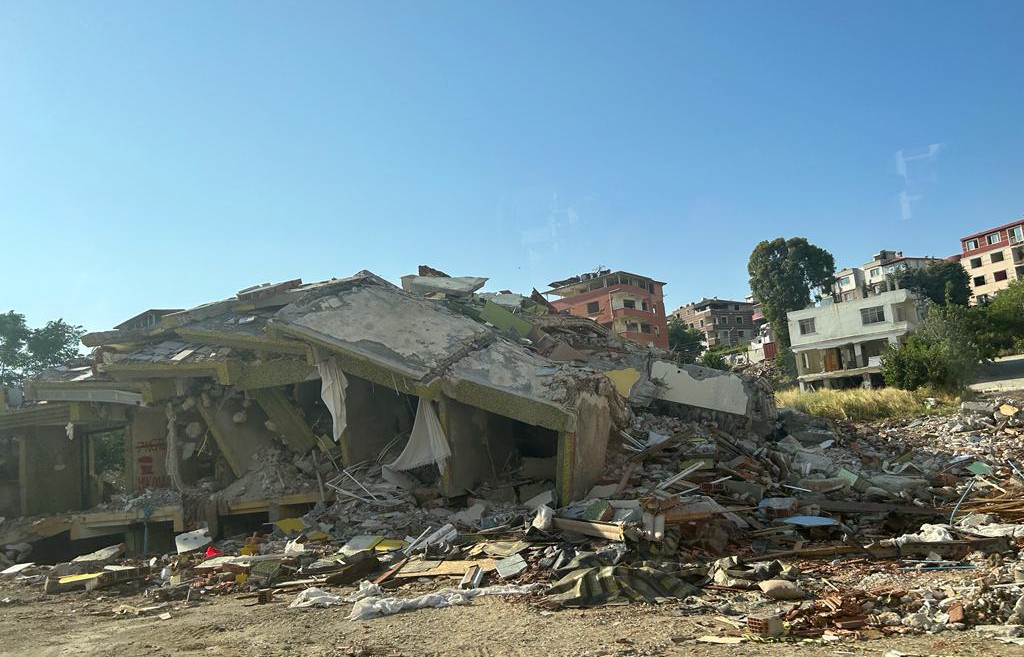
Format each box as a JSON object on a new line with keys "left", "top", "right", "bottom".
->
{"left": 274, "top": 517, "right": 305, "bottom": 534}
{"left": 58, "top": 572, "right": 102, "bottom": 585}
{"left": 604, "top": 368, "right": 641, "bottom": 397}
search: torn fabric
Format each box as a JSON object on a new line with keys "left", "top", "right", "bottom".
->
{"left": 388, "top": 399, "right": 451, "bottom": 473}
{"left": 347, "top": 582, "right": 539, "bottom": 620}
{"left": 317, "top": 357, "right": 349, "bottom": 443}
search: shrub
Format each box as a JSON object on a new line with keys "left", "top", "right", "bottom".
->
{"left": 699, "top": 350, "right": 728, "bottom": 370}
{"left": 881, "top": 301, "right": 980, "bottom": 391}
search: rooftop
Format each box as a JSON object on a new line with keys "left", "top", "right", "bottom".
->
{"left": 961, "top": 215, "right": 1024, "bottom": 242}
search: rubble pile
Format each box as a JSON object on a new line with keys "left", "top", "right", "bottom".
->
{"left": 214, "top": 446, "right": 322, "bottom": 503}
{"left": 4, "top": 396, "right": 1024, "bottom": 646}
{"left": 856, "top": 397, "right": 1024, "bottom": 466}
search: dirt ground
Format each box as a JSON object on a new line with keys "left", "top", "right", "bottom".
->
{"left": 2, "top": 580, "right": 1022, "bottom": 657}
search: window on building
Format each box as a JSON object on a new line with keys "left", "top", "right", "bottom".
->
{"left": 798, "top": 318, "right": 816, "bottom": 335}
{"left": 1011, "top": 226, "right": 1024, "bottom": 244}
{"left": 977, "top": 294, "right": 990, "bottom": 304}
{"left": 970, "top": 257, "right": 983, "bottom": 268}
{"left": 992, "top": 251, "right": 1005, "bottom": 263}
{"left": 586, "top": 301, "right": 600, "bottom": 314}
{"left": 737, "top": 330, "right": 746, "bottom": 338}
{"left": 994, "top": 270, "right": 1008, "bottom": 282}
{"left": 842, "top": 292, "right": 854, "bottom": 302}
{"left": 966, "top": 238, "right": 980, "bottom": 250}
{"left": 860, "top": 306, "right": 885, "bottom": 325}
{"left": 640, "top": 324, "right": 652, "bottom": 334}
{"left": 988, "top": 233, "right": 1001, "bottom": 245}
{"left": 735, "top": 316, "right": 743, "bottom": 324}
{"left": 641, "top": 300, "right": 649, "bottom": 311}
{"left": 733, "top": 304, "right": 740, "bottom": 310}
{"left": 869, "top": 267, "right": 881, "bottom": 278}
{"left": 627, "top": 322, "right": 640, "bottom": 332}
{"left": 699, "top": 319, "right": 704, "bottom": 327}
{"left": 974, "top": 275, "right": 986, "bottom": 287}
{"left": 837, "top": 275, "right": 851, "bottom": 287}
{"left": 720, "top": 316, "right": 729, "bottom": 324}
{"left": 622, "top": 299, "right": 636, "bottom": 309}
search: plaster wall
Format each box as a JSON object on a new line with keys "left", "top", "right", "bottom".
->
{"left": 650, "top": 360, "right": 749, "bottom": 416}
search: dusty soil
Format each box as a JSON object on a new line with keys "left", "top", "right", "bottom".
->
{"left": 2, "top": 581, "right": 1021, "bottom": 657}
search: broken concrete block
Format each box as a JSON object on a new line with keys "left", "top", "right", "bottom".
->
{"left": 961, "top": 401, "right": 995, "bottom": 415}
{"left": 869, "top": 475, "right": 928, "bottom": 495}
{"left": 792, "top": 450, "right": 834, "bottom": 475}
{"left": 795, "top": 477, "right": 848, "bottom": 494}
{"left": 450, "top": 503, "right": 486, "bottom": 528}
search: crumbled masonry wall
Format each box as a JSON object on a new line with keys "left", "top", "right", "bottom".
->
{"left": 197, "top": 397, "right": 277, "bottom": 477}
{"left": 20, "top": 425, "right": 83, "bottom": 515}
{"left": 561, "top": 392, "right": 614, "bottom": 502}
{"left": 650, "top": 361, "right": 749, "bottom": 415}
{"left": 439, "top": 396, "right": 516, "bottom": 495}
{"left": 341, "top": 374, "right": 416, "bottom": 465}
{"left": 648, "top": 360, "right": 776, "bottom": 437}
{"left": 127, "top": 407, "right": 170, "bottom": 493}
{"left": 251, "top": 387, "right": 319, "bottom": 454}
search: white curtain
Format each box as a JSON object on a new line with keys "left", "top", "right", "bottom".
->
{"left": 317, "top": 357, "right": 349, "bottom": 443}
{"left": 388, "top": 399, "right": 450, "bottom": 473}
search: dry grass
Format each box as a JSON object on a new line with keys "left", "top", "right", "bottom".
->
{"left": 775, "top": 387, "right": 958, "bottom": 422}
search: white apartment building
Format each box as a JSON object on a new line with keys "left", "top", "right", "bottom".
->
{"left": 831, "top": 250, "right": 942, "bottom": 302}
{"left": 787, "top": 288, "right": 924, "bottom": 391}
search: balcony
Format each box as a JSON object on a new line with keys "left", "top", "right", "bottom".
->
{"left": 619, "top": 330, "right": 661, "bottom": 346}
{"left": 611, "top": 306, "right": 657, "bottom": 321}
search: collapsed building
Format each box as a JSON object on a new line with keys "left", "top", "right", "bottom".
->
{"left": 0, "top": 269, "right": 773, "bottom": 560}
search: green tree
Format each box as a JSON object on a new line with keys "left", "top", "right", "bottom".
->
{"left": 667, "top": 317, "right": 704, "bottom": 362}
{"left": 882, "top": 302, "right": 982, "bottom": 391}
{"left": 748, "top": 237, "right": 835, "bottom": 349}
{"left": 987, "top": 279, "right": 1024, "bottom": 353}
{"left": 894, "top": 261, "right": 971, "bottom": 306}
{"left": 0, "top": 312, "right": 30, "bottom": 387}
{"left": 0, "top": 313, "right": 84, "bottom": 386}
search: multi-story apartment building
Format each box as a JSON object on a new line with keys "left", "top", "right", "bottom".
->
{"left": 831, "top": 250, "right": 942, "bottom": 302}
{"left": 788, "top": 288, "right": 924, "bottom": 391}
{"left": 544, "top": 269, "right": 668, "bottom": 348}
{"left": 670, "top": 297, "right": 755, "bottom": 349}
{"left": 960, "top": 218, "right": 1024, "bottom": 304}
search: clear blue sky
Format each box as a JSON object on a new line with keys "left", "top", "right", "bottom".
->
{"left": 2, "top": 1, "right": 1022, "bottom": 332}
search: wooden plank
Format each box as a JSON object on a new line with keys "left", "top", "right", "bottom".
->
{"left": 551, "top": 517, "right": 625, "bottom": 541}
